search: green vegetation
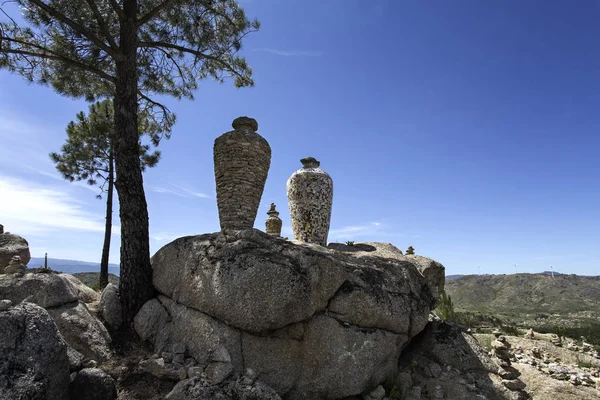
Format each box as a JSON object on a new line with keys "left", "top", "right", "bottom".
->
{"left": 345, "top": 241, "right": 355, "bottom": 246}
{"left": 435, "top": 291, "right": 456, "bottom": 322}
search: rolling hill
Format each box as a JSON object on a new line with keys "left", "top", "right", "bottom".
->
{"left": 445, "top": 273, "right": 600, "bottom": 316}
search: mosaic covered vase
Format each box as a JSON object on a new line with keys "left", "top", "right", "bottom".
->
{"left": 265, "top": 203, "right": 282, "bottom": 237}
{"left": 214, "top": 117, "right": 271, "bottom": 230}
{"left": 286, "top": 157, "right": 333, "bottom": 246}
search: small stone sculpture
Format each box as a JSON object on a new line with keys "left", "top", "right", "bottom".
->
{"left": 406, "top": 246, "right": 415, "bottom": 255}
{"left": 265, "top": 203, "right": 282, "bottom": 237}
{"left": 0, "top": 224, "right": 4, "bottom": 234}
{"left": 287, "top": 157, "right": 333, "bottom": 246}
{"left": 213, "top": 117, "right": 271, "bottom": 231}
{"left": 5, "top": 255, "right": 26, "bottom": 276}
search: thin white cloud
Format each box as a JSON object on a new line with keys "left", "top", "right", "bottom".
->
{"left": 151, "top": 182, "right": 210, "bottom": 199}
{"left": 151, "top": 232, "right": 180, "bottom": 242}
{"left": 0, "top": 176, "right": 118, "bottom": 236}
{"left": 253, "top": 48, "right": 324, "bottom": 57}
{"left": 328, "top": 222, "right": 384, "bottom": 240}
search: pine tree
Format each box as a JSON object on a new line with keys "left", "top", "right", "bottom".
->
{"left": 0, "top": 0, "right": 259, "bottom": 327}
{"left": 50, "top": 99, "right": 166, "bottom": 292}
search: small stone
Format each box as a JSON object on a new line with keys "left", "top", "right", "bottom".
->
{"left": 204, "top": 361, "right": 234, "bottom": 385}
{"left": 162, "top": 352, "right": 174, "bottom": 363}
{"left": 209, "top": 344, "right": 231, "bottom": 363}
{"left": 70, "top": 372, "right": 78, "bottom": 382}
{"left": 172, "top": 343, "right": 185, "bottom": 355}
{"left": 0, "top": 299, "right": 12, "bottom": 311}
{"left": 83, "top": 359, "right": 98, "bottom": 369}
{"left": 363, "top": 385, "right": 385, "bottom": 400}
{"left": 428, "top": 362, "right": 442, "bottom": 378}
{"left": 184, "top": 358, "right": 197, "bottom": 367}
{"left": 187, "top": 366, "right": 204, "bottom": 378}
{"left": 173, "top": 353, "right": 185, "bottom": 364}
{"left": 502, "top": 379, "right": 526, "bottom": 391}
{"left": 432, "top": 384, "right": 444, "bottom": 399}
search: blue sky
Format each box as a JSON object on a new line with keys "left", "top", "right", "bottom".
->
{"left": 1, "top": 0, "right": 599, "bottom": 276}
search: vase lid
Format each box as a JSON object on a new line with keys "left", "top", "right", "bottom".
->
{"left": 232, "top": 116, "right": 258, "bottom": 132}
{"left": 267, "top": 203, "right": 280, "bottom": 217}
{"left": 300, "top": 157, "right": 320, "bottom": 168}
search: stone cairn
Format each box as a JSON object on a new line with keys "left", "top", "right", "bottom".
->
{"left": 406, "top": 246, "right": 415, "bottom": 255}
{"left": 265, "top": 203, "right": 282, "bottom": 237}
{"left": 286, "top": 157, "right": 333, "bottom": 246}
{"left": 4, "top": 255, "right": 26, "bottom": 276}
{"left": 213, "top": 117, "right": 271, "bottom": 231}
{"left": 0, "top": 224, "right": 3, "bottom": 234}
{"left": 490, "top": 331, "right": 527, "bottom": 394}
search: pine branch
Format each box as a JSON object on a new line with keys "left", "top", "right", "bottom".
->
{"left": 0, "top": 47, "right": 115, "bottom": 82}
{"left": 83, "top": 0, "right": 119, "bottom": 51}
{"left": 137, "top": 0, "right": 178, "bottom": 27}
{"left": 138, "top": 40, "right": 245, "bottom": 81}
{"left": 107, "top": 0, "right": 125, "bottom": 21}
{"left": 27, "top": 0, "right": 119, "bottom": 59}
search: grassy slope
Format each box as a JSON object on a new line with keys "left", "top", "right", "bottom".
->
{"left": 445, "top": 273, "right": 600, "bottom": 316}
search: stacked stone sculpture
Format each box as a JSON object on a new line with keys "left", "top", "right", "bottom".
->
{"left": 406, "top": 246, "right": 415, "bottom": 255}
{"left": 265, "top": 203, "right": 282, "bottom": 237}
{"left": 286, "top": 157, "right": 333, "bottom": 246}
{"left": 213, "top": 117, "right": 271, "bottom": 230}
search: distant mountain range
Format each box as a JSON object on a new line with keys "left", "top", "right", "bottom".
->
{"left": 28, "top": 257, "right": 120, "bottom": 276}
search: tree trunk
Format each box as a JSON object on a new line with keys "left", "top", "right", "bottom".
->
{"left": 113, "top": 0, "right": 154, "bottom": 329}
{"left": 99, "top": 147, "right": 114, "bottom": 290}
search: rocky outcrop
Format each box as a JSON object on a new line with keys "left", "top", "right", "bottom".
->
{"left": 0, "top": 233, "right": 31, "bottom": 273}
{"left": 0, "top": 272, "right": 111, "bottom": 361}
{"left": 0, "top": 302, "right": 70, "bottom": 400}
{"left": 138, "top": 229, "right": 444, "bottom": 399}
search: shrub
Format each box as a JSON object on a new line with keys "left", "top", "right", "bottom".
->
{"left": 436, "top": 291, "right": 456, "bottom": 322}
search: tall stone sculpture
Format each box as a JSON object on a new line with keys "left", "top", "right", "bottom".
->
{"left": 0, "top": 224, "right": 3, "bottom": 234}
{"left": 214, "top": 117, "right": 271, "bottom": 230}
{"left": 265, "top": 203, "right": 282, "bottom": 237}
{"left": 286, "top": 157, "right": 333, "bottom": 246}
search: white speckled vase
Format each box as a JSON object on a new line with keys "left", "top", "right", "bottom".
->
{"left": 286, "top": 157, "right": 333, "bottom": 246}
{"left": 214, "top": 117, "right": 271, "bottom": 230}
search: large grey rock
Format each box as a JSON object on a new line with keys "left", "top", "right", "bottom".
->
{"left": 0, "top": 272, "right": 78, "bottom": 308}
{"left": 61, "top": 273, "right": 100, "bottom": 303}
{"left": 48, "top": 301, "right": 112, "bottom": 361}
{"left": 0, "top": 233, "right": 30, "bottom": 273}
{"left": 141, "top": 230, "right": 444, "bottom": 399}
{"left": 134, "top": 297, "right": 171, "bottom": 342}
{"left": 0, "top": 302, "right": 70, "bottom": 400}
{"left": 152, "top": 230, "right": 346, "bottom": 333}
{"left": 100, "top": 283, "right": 122, "bottom": 330}
{"left": 69, "top": 368, "right": 117, "bottom": 400}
